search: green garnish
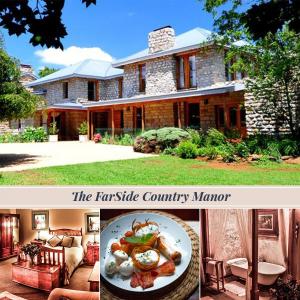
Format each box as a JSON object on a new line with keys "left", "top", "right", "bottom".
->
{"left": 125, "top": 233, "right": 153, "bottom": 244}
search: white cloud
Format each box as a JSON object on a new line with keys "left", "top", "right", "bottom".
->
{"left": 35, "top": 46, "right": 113, "bottom": 66}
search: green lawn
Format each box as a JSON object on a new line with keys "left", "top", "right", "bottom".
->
{"left": 0, "top": 156, "right": 300, "bottom": 185}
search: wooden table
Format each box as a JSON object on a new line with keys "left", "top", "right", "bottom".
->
{"left": 88, "top": 261, "right": 99, "bottom": 292}
{"left": 12, "top": 261, "right": 60, "bottom": 292}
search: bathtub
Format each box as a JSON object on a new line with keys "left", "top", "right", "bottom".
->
{"left": 227, "top": 258, "right": 286, "bottom": 286}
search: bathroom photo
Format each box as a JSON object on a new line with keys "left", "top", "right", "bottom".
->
{"left": 200, "top": 209, "right": 299, "bottom": 300}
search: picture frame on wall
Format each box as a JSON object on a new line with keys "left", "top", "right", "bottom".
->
{"left": 257, "top": 209, "right": 279, "bottom": 237}
{"left": 85, "top": 212, "right": 100, "bottom": 233}
{"left": 32, "top": 210, "right": 49, "bottom": 230}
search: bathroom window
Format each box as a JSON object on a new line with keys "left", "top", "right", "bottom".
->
{"left": 177, "top": 54, "right": 197, "bottom": 90}
{"left": 139, "top": 64, "right": 146, "bottom": 93}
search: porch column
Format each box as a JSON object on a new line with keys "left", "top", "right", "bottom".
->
{"left": 87, "top": 110, "right": 90, "bottom": 140}
{"left": 111, "top": 108, "right": 115, "bottom": 138}
{"left": 251, "top": 209, "right": 259, "bottom": 300}
{"left": 90, "top": 112, "right": 94, "bottom": 138}
{"left": 51, "top": 111, "right": 55, "bottom": 123}
{"left": 177, "top": 101, "right": 182, "bottom": 128}
{"left": 141, "top": 105, "right": 145, "bottom": 132}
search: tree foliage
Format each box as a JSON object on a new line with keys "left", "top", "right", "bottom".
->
{"left": 203, "top": 0, "right": 300, "bottom": 41}
{"left": 0, "top": 48, "right": 43, "bottom": 121}
{"left": 38, "top": 66, "right": 58, "bottom": 78}
{"left": 228, "top": 28, "right": 300, "bottom": 137}
{"left": 0, "top": 0, "right": 96, "bottom": 49}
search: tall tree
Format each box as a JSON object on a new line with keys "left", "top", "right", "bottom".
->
{"left": 38, "top": 66, "right": 58, "bottom": 78}
{"left": 0, "top": 0, "right": 96, "bottom": 49}
{"left": 0, "top": 48, "right": 43, "bottom": 121}
{"left": 203, "top": 0, "right": 300, "bottom": 41}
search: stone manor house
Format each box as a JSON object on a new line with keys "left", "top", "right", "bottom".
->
{"left": 4, "top": 26, "right": 284, "bottom": 140}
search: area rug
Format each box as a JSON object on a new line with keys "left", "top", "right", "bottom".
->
{"left": 225, "top": 281, "right": 246, "bottom": 297}
{"left": 0, "top": 291, "right": 27, "bottom": 300}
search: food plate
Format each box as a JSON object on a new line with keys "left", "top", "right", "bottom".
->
{"left": 100, "top": 212, "right": 192, "bottom": 293}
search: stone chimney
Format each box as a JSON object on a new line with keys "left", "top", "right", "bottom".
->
{"left": 148, "top": 26, "right": 175, "bottom": 54}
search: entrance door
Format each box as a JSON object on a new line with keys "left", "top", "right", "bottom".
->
{"left": 93, "top": 112, "right": 109, "bottom": 135}
{"left": 188, "top": 103, "right": 200, "bottom": 129}
{"left": 135, "top": 107, "right": 143, "bottom": 131}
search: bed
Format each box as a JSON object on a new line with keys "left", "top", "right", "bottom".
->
{"left": 37, "top": 228, "right": 84, "bottom": 285}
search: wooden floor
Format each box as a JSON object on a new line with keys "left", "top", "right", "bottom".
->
{"left": 0, "top": 257, "right": 92, "bottom": 300}
{"left": 201, "top": 277, "right": 272, "bottom": 300}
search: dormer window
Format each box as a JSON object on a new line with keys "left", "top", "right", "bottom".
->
{"left": 63, "top": 82, "right": 68, "bottom": 99}
{"left": 177, "top": 54, "right": 197, "bottom": 90}
{"left": 139, "top": 64, "right": 146, "bottom": 93}
{"left": 88, "top": 81, "right": 97, "bottom": 101}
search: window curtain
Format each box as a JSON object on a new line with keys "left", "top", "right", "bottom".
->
{"left": 208, "top": 210, "right": 229, "bottom": 259}
{"left": 279, "top": 209, "right": 288, "bottom": 268}
{"left": 235, "top": 209, "right": 252, "bottom": 300}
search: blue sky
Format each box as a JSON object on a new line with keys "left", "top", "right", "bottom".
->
{"left": 2, "top": 0, "right": 214, "bottom": 73}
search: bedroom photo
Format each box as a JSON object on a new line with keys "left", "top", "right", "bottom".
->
{"left": 0, "top": 209, "right": 100, "bottom": 300}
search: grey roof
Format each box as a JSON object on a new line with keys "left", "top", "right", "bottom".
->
{"left": 113, "top": 27, "right": 213, "bottom": 67}
{"left": 83, "top": 82, "right": 245, "bottom": 108}
{"left": 44, "top": 82, "right": 244, "bottom": 110}
{"left": 27, "top": 59, "right": 124, "bottom": 87}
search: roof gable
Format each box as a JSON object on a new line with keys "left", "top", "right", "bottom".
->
{"left": 27, "top": 59, "right": 123, "bottom": 87}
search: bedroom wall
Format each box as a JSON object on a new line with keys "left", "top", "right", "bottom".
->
{"left": 17, "top": 209, "right": 99, "bottom": 249}
{"left": 0, "top": 209, "right": 17, "bottom": 214}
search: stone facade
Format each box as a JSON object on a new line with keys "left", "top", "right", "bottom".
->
{"left": 145, "top": 56, "right": 177, "bottom": 95}
{"left": 122, "top": 46, "right": 226, "bottom": 99}
{"left": 196, "top": 47, "right": 226, "bottom": 88}
{"left": 245, "top": 92, "right": 299, "bottom": 135}
{"left": 100, "top": 78, "right": 121, "bottom": 100}
{"left": 148, "top": 27, "right": 175, "bottom": 54}
{"left": 123, "top": 64, "right": 140, "bottom": 98}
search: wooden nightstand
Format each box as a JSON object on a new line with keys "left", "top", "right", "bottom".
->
{"left": 86, "top": 243, "right": 99, "bottom": 266}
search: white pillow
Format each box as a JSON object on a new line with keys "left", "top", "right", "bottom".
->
{"left": 71, "top": 236, "right": 82, "bottom": 247}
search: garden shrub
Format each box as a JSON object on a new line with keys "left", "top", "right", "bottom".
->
{"left": 264, "top": 142, "right": 281, "bottom": 162}
{"left": 0, "top": 132, "right": 20, "bottom": 143}
{"left": 134, "top": 127, "right": 191, "bottom": 153}
{"left": 235, "top": 142, "right": 250, "bottom": 158}
{"left": 176, "top": 140, "right": 198, "bottom": 159}
{"left": 156, "top": 127, "right": 190, "bottom": 148}
{"left": 118, "top": 134, "right": 134, "bottom": 146}
{"left": 279, "top": 138, "right": 299, "bottom": 156}
{"left": 206, "top": 128, "right": 226, "bottom": 146}
{"left": 186, "top": 128, "right": 205, "bottom": 147}
{"left": 163, "top": 147, "right": 177, "bottom": 156}
{"left": 198, "top": 145, "right": 219, "bottom": 160}
{"left": 217, "top": 143, "right": 237, "bottom": 163}
{"left": 21, "top": 127, "right": 47, "bottom": 142}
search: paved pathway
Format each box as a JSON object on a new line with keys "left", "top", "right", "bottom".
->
{"left": 0, "top": 141, "right": 152, "bottom": 171}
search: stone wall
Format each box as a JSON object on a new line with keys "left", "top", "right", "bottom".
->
{"left": 245, "top": 92, "right": 299, "bottom": 135}
{"left": 148, "top": 27, "right": 175, "bottom": 54}
{"left": 196, "top": 47, "right": 226, "bottom": 88}
{"left": 100, "top": 78, "right": 121, "bottom": 100}
{"left": 146, "top": 56, "right": 177, "bottom": 95}
{"left": 123, "top": 65, "right": 140, "bottom": 98}
{"left": 122, "top": 46, "right": 226, "bottom": 99}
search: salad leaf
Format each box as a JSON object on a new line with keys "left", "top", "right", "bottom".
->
{"left": 125, "top": 233, "right": 153, "bottom": 244}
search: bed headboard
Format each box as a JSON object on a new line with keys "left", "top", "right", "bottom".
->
{"left": 49, "top": 228, "right": 83, "bottom": 236}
